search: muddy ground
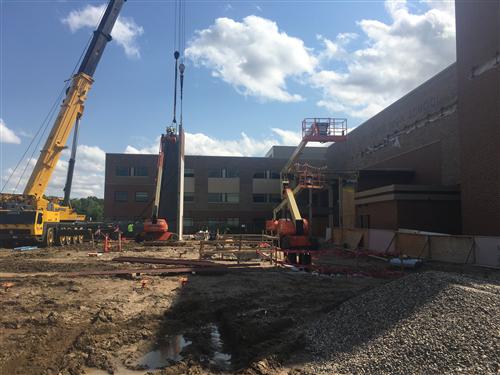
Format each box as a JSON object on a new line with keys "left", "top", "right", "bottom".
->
{"left": 0, "top": 242, "right": 495, "bottom": 375}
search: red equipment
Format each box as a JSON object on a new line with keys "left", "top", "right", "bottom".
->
{"left": 270, "top": 118, "right": 348, "bottom": 265}
{"left": 103, "top": 232, "right": 123, "bottom": 252}
{"left": 143, "top": 218, "right": 174, "bottom": 241}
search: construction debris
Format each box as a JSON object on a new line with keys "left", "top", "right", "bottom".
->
{"left": 143, "top": 240, "right": 188, "bottom": 247}
{"left": 13, "top": 246, "right": 38, "bottom": 251}
{"left": 1, "top": 281, "right": 15, "bottom": 291}
{"left": 65, "top": 266, "right": 260, "bottom": 277}
{"left": 112, "top": 255, "right": 260, "bottom": 268}
{"left": 305, "top": 271, "right": 500, "bottom": 374}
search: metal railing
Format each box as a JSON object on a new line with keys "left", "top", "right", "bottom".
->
{"left": 302, "top": 118, "right": 348, "bottom": 140}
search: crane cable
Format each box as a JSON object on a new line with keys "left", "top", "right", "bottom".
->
{"left": 170, "top": 0, "right": 186, "bottom": 131}
{"left": 171, "top": 50, "right": 180, "bottom": 128}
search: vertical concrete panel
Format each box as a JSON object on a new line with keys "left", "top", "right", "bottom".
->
{"left": 474, "top": 236, "right": 500, "bottom": 267}
{"left": 159, "top": 138, "right": 180, "bottom": 234}
{"left": 429, "top": 236, "right": 474, "bottom": 263}
{"left": 368, "top": 229, "right": 396, "bottom": 254}
{"left": 396, "top": 233, "right": 429, "bottom": 258}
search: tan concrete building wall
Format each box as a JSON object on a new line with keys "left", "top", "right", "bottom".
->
{"left": 252, "top": 179, "right": 281, "bottom": 194}
{"left": 207, "top": 178, "right": 240, "bottom": 193}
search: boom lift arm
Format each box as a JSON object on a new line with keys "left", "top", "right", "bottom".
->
{"left": 273, "top": 118, "right": 347, "bottom": 221}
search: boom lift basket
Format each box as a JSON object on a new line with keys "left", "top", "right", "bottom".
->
{"left": 302, "top": 118, "right": 347, "bottom": 143}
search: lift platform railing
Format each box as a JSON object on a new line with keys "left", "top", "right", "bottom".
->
{"left": 296, "top": 163, "right": 327, "bottom": 190}
{"left": 274, "top": 118, "right": 348, "bottom": 220}
{"left": 302, "top": 118, "right": 347, "bottom": 143}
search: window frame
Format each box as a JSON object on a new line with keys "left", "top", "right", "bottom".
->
{"left": 115, "top": 166, "right": 130, "bottom": 177}
{"left": 114, "top": 191, "right": 128, "bottom": 202}
{"left": 225, "top": 193, "right": 239, "bottom": 203}
{"left": 268, "top": 194, "right": 282, "bottom": 203}
{"left": 208, "top": 193, "right": 239, "bottom": 203}
{"left": 134, "top": 191, "right": 149, "bottom": 202}
{"left": 226, "top": 217, "right": 239, "bottom": 226}
{"left": 184, "top": 168, "right": 195, "bottom": 177}
{"left": 184, "top": 192, "right": 195, "bottom": 202}
{"left": 133, "top": 166, "right": 148, "bottom": 177}
{"left": 252, "top": 193, "right": 267, "bottom": 203}
{"left": 208, "top": 169, "right": 222, "bottom": 178}
{"left": 208, "top": 193, "right": 222, "bottom": 203}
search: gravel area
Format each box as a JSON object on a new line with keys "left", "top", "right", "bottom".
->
{"left": 305, "top": 271, "right": 500, "bottom": 375}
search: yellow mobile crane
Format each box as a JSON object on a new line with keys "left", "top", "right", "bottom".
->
{"left": 0, "top": 0, "right": 126, "bottom": 247}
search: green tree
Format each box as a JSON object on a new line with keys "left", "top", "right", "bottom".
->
{"left": 70, "top": 196, "right": 104, "bottom": 221}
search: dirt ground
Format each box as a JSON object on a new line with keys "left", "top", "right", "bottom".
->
{"left": 0, "top": 241, "right": 494, "bottom": 375}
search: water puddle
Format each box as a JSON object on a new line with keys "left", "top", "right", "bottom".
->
{"left": 207, "top": 323, "right": 232, "bottom": 370}
{"left": 135, "top": 324, "right": 231, "bottom": 371}
{"left": 137, "top": 335, "right": 191, "bottom": 369}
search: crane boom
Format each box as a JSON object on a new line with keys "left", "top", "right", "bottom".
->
{"left": 0, "top": 0, "right": 127, "bottom": 248}
{"left": 24, "top": 0, "right": 126, "bottom": 199}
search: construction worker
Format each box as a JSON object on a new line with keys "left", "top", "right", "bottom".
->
{"left": 127, "top": 222, "right": 134, "bottom": 237}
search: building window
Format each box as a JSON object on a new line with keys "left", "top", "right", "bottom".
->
{"left": 133, "top": 166, "right": 148, "bottom": 177}
{"left": 226, "top": 168, "right": 239, "bottom": 178}
{"left": 184, "top": 168, "right": 195, "bottom": 177}
{"left": 226, "top": 193, "right": 239, "bottom": 203}
{"left": 208, "top": 218, "right": 221, "bottom": 227}
{"left": 208, "top": 169, "right": 222, "bottom": 178}
{"left": 115, "top": 191, "right": 128, "bottom": 202}
{"left": 253, "top": 170, "right": 280, "bottom": 179}
{"left": 208, "top": 193, "right": 222, "bottom": 203}
{"left": 135, "top": 191, "right": 148, "bottom": 202}
{"left": 253, "top": 194, "right": 267, "bottom": 203}
{"left": 208, "top": 193, "right": 239, "bottom": 203}
{"left": 183, "top": 217, "right": 193, "bottom": 227}
{"left": 116, "top": 166, "right": 130, "bottom": 176}
{"left": 269, "top": 194, "right": 282, "bottom": 203}
{"left": 359, "top": 214, "right": 370, "bottom": 228}
{"left": 184, "top": 192, "right": 194, "bottom": 202}
{"left": 269, "top": 170, "right": 280, "bottom": 179}
{"left": 208, "top": 168, "right": 239, "bottom": 178}
{"left": 226, "top": 217, "right": 239, "bottom": 226}
{"left": 253, "top": 194, "right": 281, "bottom": 203}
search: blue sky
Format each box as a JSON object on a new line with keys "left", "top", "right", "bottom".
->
{"left": 0, "top": 0, "right": 456, "bottom": 197}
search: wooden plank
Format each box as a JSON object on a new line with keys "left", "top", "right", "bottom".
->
{"left": 429, "top": 236, "right": 474, "bottom": 263}
{"left": 396, "top": 233, "right": 429, "bottom": 258}
{"left": 474, "top": 236, "right": 500, "bottom": 267}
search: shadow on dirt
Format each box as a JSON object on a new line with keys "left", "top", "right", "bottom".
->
{"left": 149, "top": 268, "right": 384, "bottom": 374}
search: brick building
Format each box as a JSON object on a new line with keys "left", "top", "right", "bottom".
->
{"left": 104, "top": 147, "right": 328, "bottom": 234}
{"left": 326, "top": 64, "right": 462, "bottom": 234}
{"left": 456, "top": 1, "right": 500, "bottom": 235}
{"left": 104, "top": 1, "right": 500, "bottom": 236}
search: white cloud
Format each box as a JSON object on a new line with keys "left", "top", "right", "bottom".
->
{"left": 317, "top": 33, "right": 358, "bottom": 62}
{"left": 0, "top": 119, "right": 21, "bottom": 144}
{"left": 125, "top": 128, "right": 302, "bottom": 157}
{"left": 311, "top": 0, "right": 456, "bottom": 118}
{"left": 186, "top": 15, "right": 317, "bottom": 102}
{"left": 2, "top": 144, "right": 106, "bottom": 198}
{"left": 62, "top": 4, "right": 144, "bottom": 58}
